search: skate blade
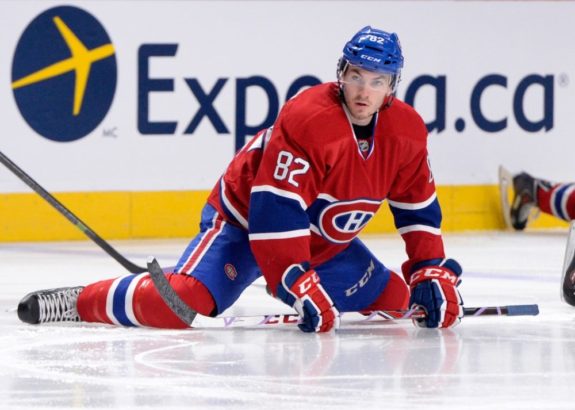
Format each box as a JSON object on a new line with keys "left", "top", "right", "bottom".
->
{"left": 498, "top": 165, "right": 514, "bottom": 229}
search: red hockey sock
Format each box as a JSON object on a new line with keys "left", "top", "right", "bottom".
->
{"left": 364, "top": 270, "right": 409, "bottom": 312}
{"left": 77, "top": 273, "right": 216, "bottom": 329}
{"left": 537, "top": 183, "right": 575, "bottom": 221}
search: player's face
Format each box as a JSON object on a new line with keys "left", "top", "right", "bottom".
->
{"left": 341, "top": 67, "right": 392, "bottom": 125}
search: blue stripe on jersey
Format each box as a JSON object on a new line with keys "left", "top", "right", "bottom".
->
{"left": 249, "top": 191, "right": 309, "bottom": 234}
{"left": 554, "top": 185, "right": 569, "bottom": 220}
{"left": 389, "top": 197, "right": 442, "bottom": 229}
{"left": 306, "top": 197, "right": 331, "bottom": 227}
{"left": 112, "top": 275, "right": 137, "bottom": 327}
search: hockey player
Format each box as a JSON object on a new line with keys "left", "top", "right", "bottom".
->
{"left": 17, "top": 26, "right": 464, "bottom": 332}
{"left": 507, "top": 171, "right": 575, "bottom": 231}
{"left": 503, "top": 169, "right": 575, "bottom": 307}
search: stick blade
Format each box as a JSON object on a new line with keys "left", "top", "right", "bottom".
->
{"left": 498, "top": 165, "right": 514, "bottom": 229}
{"left": 506, "top": 304, "right": 539, "bottom": 316}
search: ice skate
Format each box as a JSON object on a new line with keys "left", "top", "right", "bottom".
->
{"left": 509, "top": 171, "right": 538, "bottom": 231}
{"left": 17, "top": 286, "right": 84, "bottom": 324}
{"left": 499, "top": 166, "right": 538, "bottom": 230}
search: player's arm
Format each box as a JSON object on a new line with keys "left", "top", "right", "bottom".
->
{"left": 387, "top": 146, "right": 463, "bottom": 328}
{"left": 247, "top": 124, "right": 339, "bottom": 333}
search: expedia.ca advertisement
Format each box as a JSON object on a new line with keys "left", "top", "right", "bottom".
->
{"left": 0, "top": 1, "right": 573, "bottom": 239}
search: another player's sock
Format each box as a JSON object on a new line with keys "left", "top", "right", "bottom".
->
{"left": 537, "top": 182, "right": 575, "bottom": 222}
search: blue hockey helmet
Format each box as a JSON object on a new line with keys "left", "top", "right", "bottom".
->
{"left": 338, "top": 26, "right": 404, "bottom": 93}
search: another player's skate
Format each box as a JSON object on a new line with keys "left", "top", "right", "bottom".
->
{"left": 561, "top": 222, "right": 575, "bottom": 307}
{"left": 17, "top": 286, "right": 84, "bottom": 324}
{"left": 509, "top": 171, "right": 538, "bottom": 231}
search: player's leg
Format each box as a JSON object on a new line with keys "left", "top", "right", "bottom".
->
{"left": 536, "top": 181, "right": 575, "bottom": 222}
{"left": 76, "top": 271, "right": 215, "bottom": 328}
{"left": 511, "top": 172, "right": 575, "bottom": 230}
{"left": 19, "top": 204, "right": 261, "bottom": 328}
{"left": 18, "top": 272, "right": 218, "bottom": 327}
{"left": 314, "top": 238, "right": 409, "bottom": 313}
{"left": 363, "top": 269, "right": 409, "bottom": 312}
{"left": 78, "top": 204, "right": 260, "bottom": 328}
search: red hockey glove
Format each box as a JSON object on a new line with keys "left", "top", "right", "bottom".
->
{"left": 409, "top": 258, "right": 463, "bottom": 328}
{"left": 276, "top": 263, "right": 340, "bottom": 333}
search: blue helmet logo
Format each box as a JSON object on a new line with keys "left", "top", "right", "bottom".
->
{"left": 11, "top": 6, "right": 117, "bottom": 142}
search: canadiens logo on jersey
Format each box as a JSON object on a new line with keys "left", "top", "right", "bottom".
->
{"left": 318, "top": 199, "right": 382, "bottom": 243}
{"left": 358, "top": 139, "right": 370, "bottom": 152}
{"left": 224, "top": 263, "right": 238, "bottom": 280}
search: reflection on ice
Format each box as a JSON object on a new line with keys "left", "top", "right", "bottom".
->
{"left": 1, "top": 233, "right": 574, "bottom": 409}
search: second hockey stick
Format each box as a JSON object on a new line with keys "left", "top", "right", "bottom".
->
{"left": 0, "top": 150, "right": 147, "bottom": 274}
{"left": 192, "top": 304, "right": 540, "bottom": 329}
{"left": 147, "top": 256, "right": 539, "bottom": 328}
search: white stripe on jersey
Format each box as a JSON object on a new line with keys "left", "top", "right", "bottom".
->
{"left": 251, "top": 185, "right": 308, "bottom": 210}
{"left": 249, "top": 228, "right": 310, "bottom": 241}
{"left": 310, "top": 223, "right": 321, "bottom": 236}
{"left": 388, "top": 192, "right": 437, "bottom": 210}
{"left": 221, "top": 180, "right": 249, "bottom": 229}
{"left": 317, "top": 192, "right": 339, "bottom": 202}
{"left": 246, "top": 131, "right": 265, "bottom": 152}
{"left": 397, "top": 224, "right": 441, "bottom": 235}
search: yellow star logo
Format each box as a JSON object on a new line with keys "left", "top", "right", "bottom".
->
{"left": 11, "top": 16, "right": 115, "bottom": 116}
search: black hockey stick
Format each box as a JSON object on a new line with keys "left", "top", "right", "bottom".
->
{"left": 147, "top": 256, "right": 538, "bottom": 328}
{"left": 148, "top": 257, "right": 198, "bottom": 324}
{"left": 0, "top": 150, "right": 147, "bottom": 274}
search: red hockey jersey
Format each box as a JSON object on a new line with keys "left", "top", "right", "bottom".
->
{"left": 207, "top": 82, "right": 445, "bottom": 293}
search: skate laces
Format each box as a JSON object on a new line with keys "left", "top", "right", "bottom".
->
{"left": 37, "top": 288, "right": 83, "bottom": 323}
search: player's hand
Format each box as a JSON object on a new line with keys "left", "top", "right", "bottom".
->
{"left": 276, "top": 263, "right": 340, "bottom": 333}
{"left": 409, "top": 258, "right": 463, "bottom": 328}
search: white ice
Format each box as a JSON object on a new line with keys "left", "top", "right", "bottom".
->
{"left": 1, "top": 231, "right": 573, "bottom": 410}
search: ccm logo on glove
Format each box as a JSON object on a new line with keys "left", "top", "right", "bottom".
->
{"left": 411, "top": 267, "right": 459, "bottom": 285}
{"left": 298, "top": 271, "right": 319, "bottom": 294}
{"left": 276, "top": 263, "right": 340, "bottom": 333}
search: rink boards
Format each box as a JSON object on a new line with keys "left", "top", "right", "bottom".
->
{"left": 0, "top": 1, "right": 573, "bottom": 240}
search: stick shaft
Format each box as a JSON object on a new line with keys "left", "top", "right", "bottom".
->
{"left": 0, "top": 150, "right": 147, "bottom": 273}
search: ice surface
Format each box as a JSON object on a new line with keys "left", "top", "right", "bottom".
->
{"left": 1, "top": 231, "right": 574, "bottom": 409}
